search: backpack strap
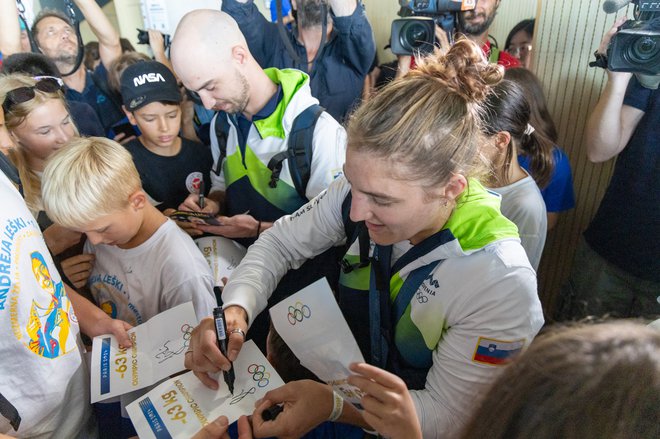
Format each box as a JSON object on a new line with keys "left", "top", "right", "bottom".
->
{"left": 211, "top": 111, "right": 231, "bottom": 176}
{"left": 267, "top": 104, "right": 325, "bottom": 199}
{"left": 339, "top": 192, "right": 370, "bottom": 273}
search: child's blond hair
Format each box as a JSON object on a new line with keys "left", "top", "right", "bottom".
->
{"left": 42, "top": 136, "right": 141, "bottom": 229}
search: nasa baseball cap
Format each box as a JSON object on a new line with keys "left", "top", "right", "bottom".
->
{"left": 120, "top": 60, "right": 181, "bottom": 111}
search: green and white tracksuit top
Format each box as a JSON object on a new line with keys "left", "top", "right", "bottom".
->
{"left": 209, "top": 68, "right": 346, "bottom": 222}
{"left": 223, "top": 176, "right": 544, "bottom": 438}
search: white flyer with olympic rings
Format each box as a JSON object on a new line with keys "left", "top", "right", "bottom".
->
{"left": 269, "top": 278, "right": 366, "bottom": 404}
{"left": 90, "top": 302, "right": 197, "bottom": 403}
{"left": 126, "top": 340, "right": 284, "bottom": 439}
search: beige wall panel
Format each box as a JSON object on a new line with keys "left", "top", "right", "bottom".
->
{"left": 363, "top": 0, "right": 400, "bottom": 63}
{"left": 489, "top": 0, "right": 538, "bottom": 49}
{"left": 532, "top": 0, "right": 632, "bottom": 316}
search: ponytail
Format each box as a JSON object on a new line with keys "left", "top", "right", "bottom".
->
{"left": 520, "top": 130, "right": 555, "bottom": 189}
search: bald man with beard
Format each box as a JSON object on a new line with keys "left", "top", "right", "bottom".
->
{"left": 171, "top": 9, "right": 346, "bottom": 350}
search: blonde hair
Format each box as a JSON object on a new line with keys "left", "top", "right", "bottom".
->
{"left": 42, "top": 136, "right": 141, "bottom": 229}
{"left": 346, "top": 39, "right": 503, "bottom": 190}
{"left": 0, "top": 73, "right": 77, "bottom": 215}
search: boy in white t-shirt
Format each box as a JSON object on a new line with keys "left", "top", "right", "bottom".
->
{"left": 41, "top": 136, "right": 217, "bottom": 437}
{"left": 41, "top": 136, "right": 217, "bottom": 325}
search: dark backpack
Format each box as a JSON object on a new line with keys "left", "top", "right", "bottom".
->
{"left": 211, "top": 104, "right": 325, "bottom": 200}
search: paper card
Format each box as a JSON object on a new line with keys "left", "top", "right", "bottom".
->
{"left": 195, "top": 236, "right": 247, "bottom": 286}
{"left": 269, "top": 278, "right": 365, "bottom": 404}
{"left": 126, "top": 340, "right": 284, "bottom": 439}
{"left": 90, "top": 302, "right": 197, "bottom": 403}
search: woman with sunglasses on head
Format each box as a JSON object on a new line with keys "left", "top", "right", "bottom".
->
{"left": 0, "top": 74, "right": 83, "bottom": 259}
{"left": 184, "top": 39, "right": 544, "bottom": 439}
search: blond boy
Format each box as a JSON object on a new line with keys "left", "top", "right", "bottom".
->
{"left": 41, "top": 136, "right": 216, "bottom": 325}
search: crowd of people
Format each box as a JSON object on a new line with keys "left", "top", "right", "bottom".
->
{"left": 0, "top": 0, "right": 657, "bottom": 438}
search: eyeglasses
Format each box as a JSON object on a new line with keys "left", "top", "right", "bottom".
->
{"left": 507, "top": 44, "right": 533, "bottom": 58}
{"left": 1, "top": 77, "right": 63, "bottom": 114}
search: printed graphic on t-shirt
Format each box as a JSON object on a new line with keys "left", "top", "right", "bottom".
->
{"left": 185, "top": 172, "right": 204, "bottom": 195}
{"left": 1, "top": 216, "right": 78, "bottom": 359}
{"left": 89, "top": 274, "right": 141, "bottom": 326}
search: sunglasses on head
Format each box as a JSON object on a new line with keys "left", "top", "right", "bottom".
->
{"left": 1, "top": 77, "right": 64, "bottom": 114}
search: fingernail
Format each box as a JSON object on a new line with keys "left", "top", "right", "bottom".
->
{"left": 217, "top": 417, "right": 228, "bottom": 426}
{"left": 221, "top": 364, "right": 230, "bottom": 372}
{"left": 229, "top": 349, "right": 239, "bottom": 361}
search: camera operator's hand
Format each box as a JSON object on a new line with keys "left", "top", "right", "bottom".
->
{"left": 597, "top": 16, "right": 628, "bottom": 56}
{"left": 148, "top": 29, "right": 168, "bottom": 62}
{"left": 395, "top": 55, "right": 412, "bottom": 79}
{"left": 585, "top": 15, "right": 642, "bottom": 163}
{"left": 434, "top": 25, "right": 451, "bottom": 54}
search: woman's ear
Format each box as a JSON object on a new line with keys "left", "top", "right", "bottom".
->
{"left": 495, "top": 131, "right": 512, "bottom": 153}
{"left": 443, "top": 173, "right": 468, "bottom": 201}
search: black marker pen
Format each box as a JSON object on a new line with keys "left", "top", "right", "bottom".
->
{"left": 213, "top": 306, "right": 235, "bottom": 395}
{"left": 198, "top": 180, "right": 205, "bottom": 209}
{"left": 262, "top": 404, "right": 284, "bottom": 421}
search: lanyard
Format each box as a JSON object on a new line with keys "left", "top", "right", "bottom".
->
{"left": 368, "top": 244, "right": 392, "bottom": 369}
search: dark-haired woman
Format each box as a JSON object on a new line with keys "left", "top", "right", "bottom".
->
{"left": 505, "top": 67, "right": 575, "bottom": 231}
{"left": 482, "top": 79, "right": 549, "bottom": 269}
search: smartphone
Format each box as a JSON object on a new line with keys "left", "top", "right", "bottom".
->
{"left": 111, "top": 121, "right": 138, "bottom": 138}
{"left": 169, "top": 210, "right": 222, "bottom": 226}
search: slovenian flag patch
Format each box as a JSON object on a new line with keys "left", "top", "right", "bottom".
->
{"left": 472, "top": 336, "right": 525, "bottom": 365}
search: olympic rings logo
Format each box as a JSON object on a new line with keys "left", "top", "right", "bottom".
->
{"left": 247, "top": 364, "right": 270, "bottom": 387}
{"left": 181, "top": 323, "right": 194, "bottom": 348}
{"left": 287, "top": 301, "right": 311, "bottom": 325}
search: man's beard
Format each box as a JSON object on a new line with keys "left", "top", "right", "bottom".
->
{"left": 458, "top": 10, "right": 497, "bottom": 36}
{"left": 53, "top": 52, "right": 78, "bottom": 66}
{"left": 51, "top": 43, "right": 79, "bottom": 67}
{"left": 225, "top": 71, "right": 250, "bottom": 115}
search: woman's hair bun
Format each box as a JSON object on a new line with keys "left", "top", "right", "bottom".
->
{"left": 412, "top": 38, "right": 504, "bottom": 102}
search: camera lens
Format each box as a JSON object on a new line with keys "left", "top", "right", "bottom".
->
{"left": 628, "top": 36, "right": 660, "bottom": 62}
{"left": 401, "top": 22, "right": 431, "bottom": 50}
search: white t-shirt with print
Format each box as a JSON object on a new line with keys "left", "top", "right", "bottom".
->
{"left": 85, "top": 219, "right": 216, "bottom": 325}
{"left": 0, "top": 172, "right": 93, "bottom": 438}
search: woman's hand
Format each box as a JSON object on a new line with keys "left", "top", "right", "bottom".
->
{"left": 347, "top": 362, "right": 422, "bottom": 439}
{"left": 184, "top": 306, "right": 248, "bottom": 389}
{"left": 252, "top": 380, "right": 333, "bottom": 439}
